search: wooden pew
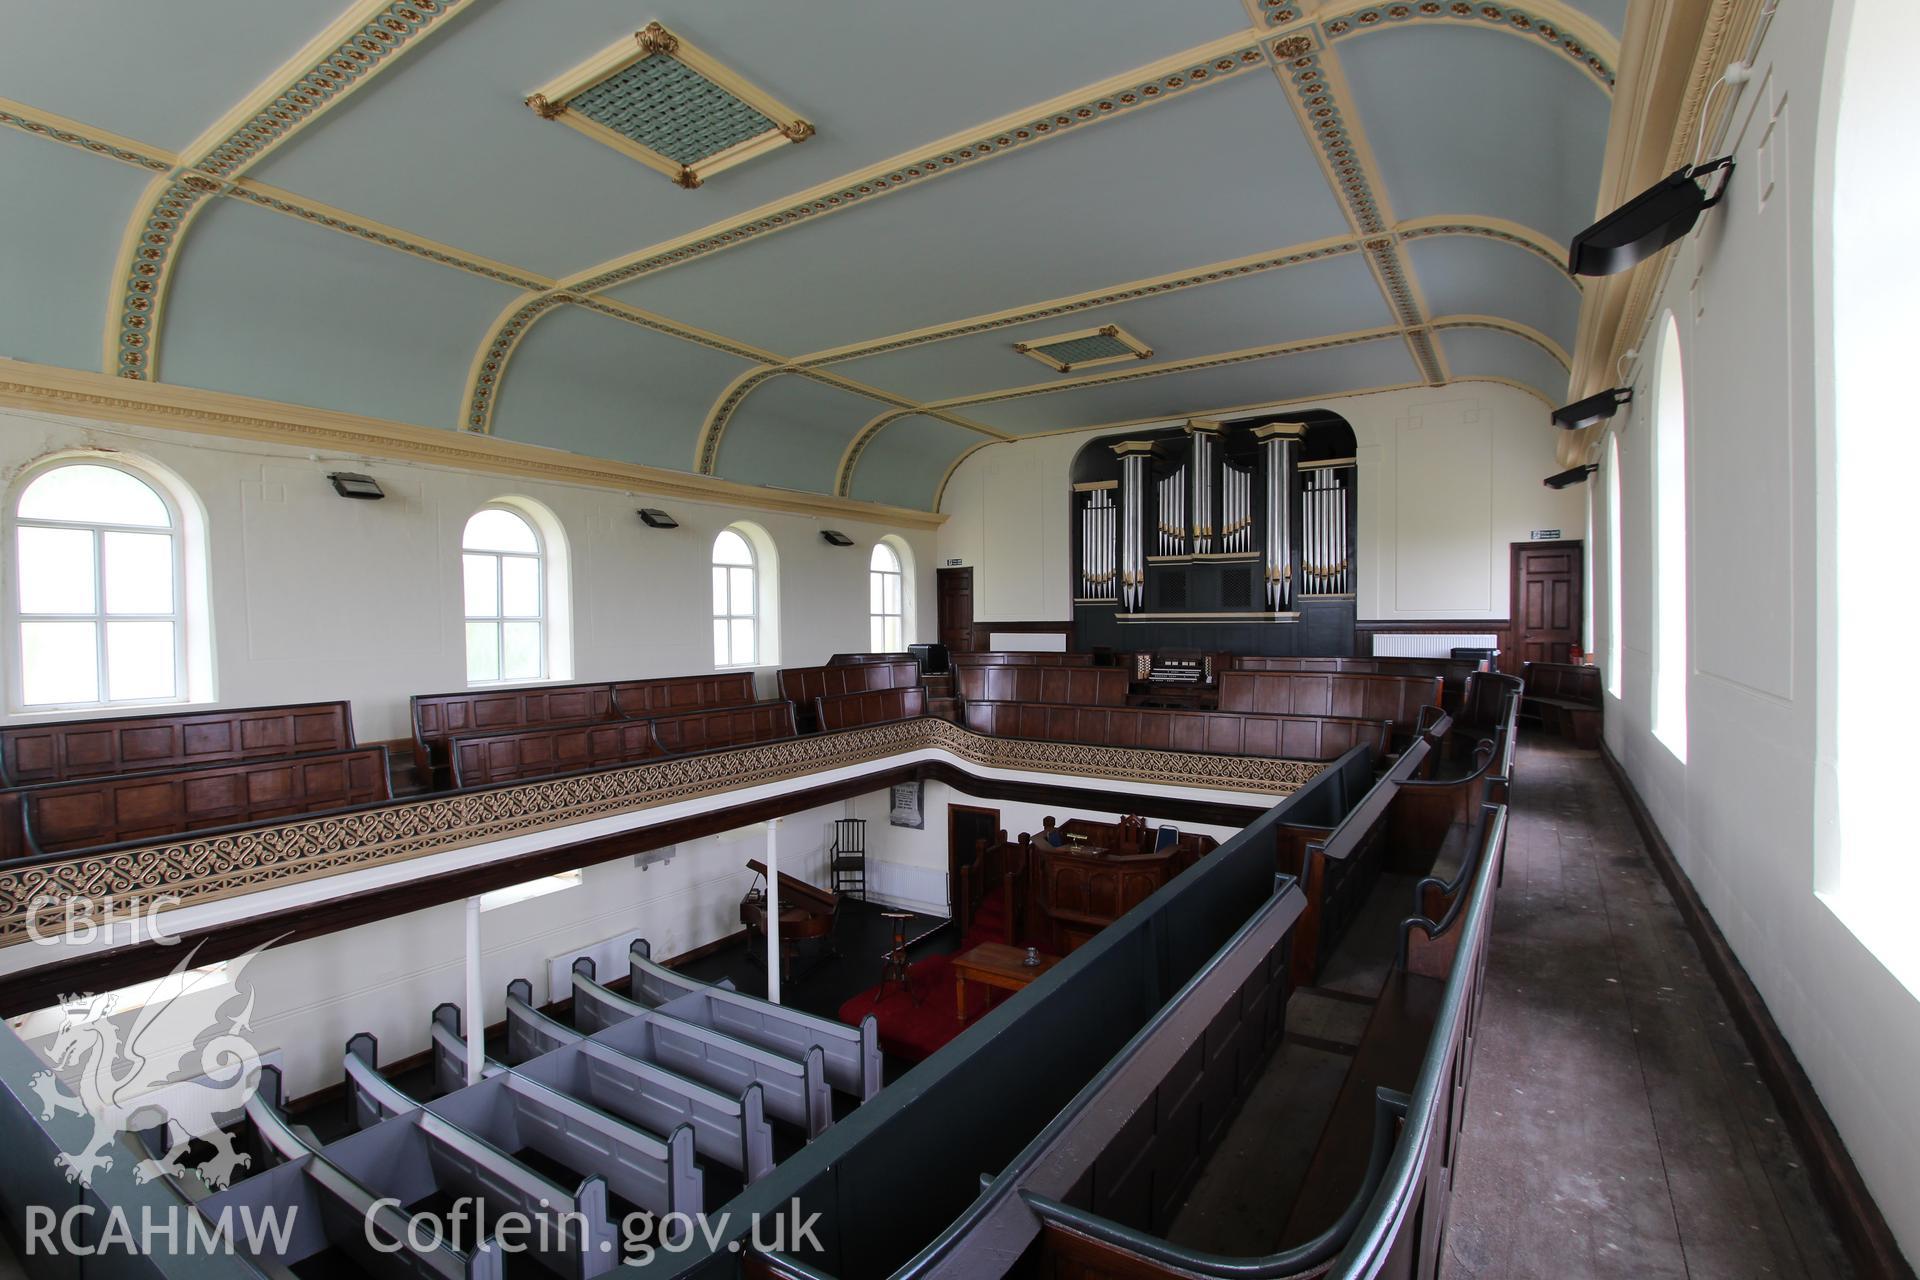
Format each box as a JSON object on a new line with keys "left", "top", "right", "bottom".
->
{"left": 962, "top": 699, "right": 1391, "bottom": 762}
{"left": 954, "top": 665, "right": 1131, "bottom": 707}
{"left": 0, "top": 700, "right": 355, "bottom": 787}
{"left": 6, "top": 746, "right": 391, "bottom": 857}
{"left": 410, "top": 681, "right": 615, "bottom": 788}
{"left": 448, "top": 719, "right": 660, "bottom": 788}
{"left": 826, "top": 652, "right": 914, "bottom": 665}
{"left": 778, "top": 660, "right": 921, "bottom": 732}
{"left": 948, "top": 651, "right": 1102, "bottom": 667}
{"left": 1216, "top": 670, "right": 1443, "bottom": 747}
{"left": 1234, "top": 654, "right": 1483, "bottom": 715}
{"left": 1520, "top": 660, "right": 1602, "bottom": 746}
{"left": 814, "top": 686, "right": 926, "bottom": 731}
{"left": 648, "top": 700, "right": 796, "bottom": 753}
{"left": 610, "top": 671, "right": 757, "bottom": 717}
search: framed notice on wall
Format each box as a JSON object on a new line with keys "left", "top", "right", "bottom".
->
{"left": 889, "top": 782, "right": 923, "bottom": 829}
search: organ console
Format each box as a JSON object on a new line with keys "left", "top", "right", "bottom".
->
{"left": 740, "top": 858, "right": 842, "bottom": 983}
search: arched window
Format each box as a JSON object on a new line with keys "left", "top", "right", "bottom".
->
{"left": 10, "top": 461, "right": 185, "bottom": 708}
{"left": 1650, "top": 314, "right": 1687, "bottom": 760}
{"left": 713, "top": 529, "right": 758, "bottom": 667}
{"left": 1605, "top": 432, "right": 1623, "bottom": 700}
{"left": 463, "top": 506, "right": 546, "bottom": 684}
{"left": 870, "top": 543, "right": 904, "bottom": 651}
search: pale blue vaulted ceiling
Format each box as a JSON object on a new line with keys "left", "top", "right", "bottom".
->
{"left": 0, "top": 130, "right": 152, "bottom": 371}
{"left": 162, "top": 198, "right": 526, "bottom": 429}
{"left": 1406, "top": 235, "right": 1583, "bottom": 356}
{"left": 489, "top": 306, "right": 761, "bottom": 472}
{"left": 1437, "top": 326, "right": 1572, "bottom": 408}
{"left": 958, "top": 335, "right": 1423, "bottom": 435}
{"left": 1338, "top": 25, "right": 1611, "bottom": 249}
{"left": 0, "top": 0, "right": 1622, "bottom": 509}
{"left": 607, "top": 72, "right": 1352, "bottom": 355}
{"left": 826, "top": 250, "right": 1392, "bottom": 403}
{"left": 243, "top": 0, "right": 1254, "bottom": 278}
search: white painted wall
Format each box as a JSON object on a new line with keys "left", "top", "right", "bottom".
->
{"left": 938, "top": 382, "right": 1582, "bottom": 623}
{"left": 1591, "top": 0, "right": 1919, "bottom": 1260}
{"left": 0, "top": 409, "right": 937, "bottom": 741}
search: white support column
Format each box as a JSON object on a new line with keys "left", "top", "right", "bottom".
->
{"left": 765, "top": 818, "right": 783, "bottom": 1006}
{"left": 464, "top": 895, "right": 483, "bottom": 1086}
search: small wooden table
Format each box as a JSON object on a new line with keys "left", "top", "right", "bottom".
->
{"left": 952, "top": 943, "right": 1057, "bottom": 1022}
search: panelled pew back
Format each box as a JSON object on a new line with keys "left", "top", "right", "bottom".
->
{"left": 1519, "top": 660, "right": 1602, "bottom": 746}
{"left": 954, "top": 664, "right": 1131, "bottom": 707}
{"left": 1218, "top": 669, "right": 1442, "bottom": 746}
{"left": 411, "top": 672, "right": 758, "bottom": 787}
{"left": 1235, "top": 654, "right": 1482, "bottom": 715}
{"left": 964, "top": 699, "right": 1391, "bottom": 762}
{"left": 949, "top": 650, "right": 1103, "bottom": 667}
{"left": 0, "top": 700, "right": 355, "bottom": 786}
{"left": 778, "top": 660, "right": 921, "bottom": 732}
{"left": 813, "top": 686, "right": 926, "bottom": 731}
{"left": 448, "top": 701, "right": 796, "bottom": 788}
{"left": 0, "top": 746, "right": 392, "bottom": 859}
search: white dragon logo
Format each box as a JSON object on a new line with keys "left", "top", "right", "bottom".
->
{"left": 30, "top": 940, "right": 275, "bottom": 1191}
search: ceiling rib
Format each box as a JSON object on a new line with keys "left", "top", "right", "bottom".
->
{"left": 1319, "top": 1, "right": 1618, "bottom": 90}
{"left": 103, "top": 0, "right": 475, "bottom": 382}
{"left": 1430, "top": 313, "right": 1573, "bottom": 369}
{"left": 460, "top": 27, "right": 1275, "bottom": 435}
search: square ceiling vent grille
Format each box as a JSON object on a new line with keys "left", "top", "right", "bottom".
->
{"left": 1014, "top": 325, "right": 1153, "bottom": 373}
{"left": 527, "top": 23, "right": 812, "bottom": 188}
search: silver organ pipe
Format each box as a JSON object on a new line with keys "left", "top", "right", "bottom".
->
{"left": 1190, "top": 431, "right": 1214, "bottom": 556}
{"left": 1157, "top": 466, "right": 1188, "bottom": 558}
{"left": 1221, "top": 463, "right": 1252, "bottom": 555}
{"left": 1300, "top": 464, "right": 1355, "bottom": 595}
{"left": 1115, "top": 448, "right": 1147, "bottom": 611}
{"left": 1078, "top": 488, "right": 1118, "bottom": 602}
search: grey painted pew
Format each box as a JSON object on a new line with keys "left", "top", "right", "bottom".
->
{"left": 632, "top": 938, "right": 880, "bottom": 1100}
{"left": 428, "top": 1070, "right": 702, "bottom": 1219}
{"left": 323, "top": 1106, "right": 617, "bottom": 1278}
{"left": 428, "top": 1004, "right": 506, "bottom": 1098}
{"left": 345, "top": 1032, "right": 423, "bottom": 1130}
{"left": 627, "top": 936, "right": 733, "bottom": 1004}
{"left": 506, "top": 979, "right": 775, "bottom": 1182}
{"left": 572, "top": 960, "right": 831, "bottom": 1138}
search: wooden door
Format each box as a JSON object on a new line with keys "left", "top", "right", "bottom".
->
{"left": 937, "top": 567, "right": 975, "bottom": 653}
{"left": 1509, "top": 541, "right": 1582, "bottom": 672}
{"left": 947, "top": 803, "right": 1000, "bottom": 922}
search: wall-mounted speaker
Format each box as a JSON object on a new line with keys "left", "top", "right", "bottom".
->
{"left": 1568, "top": 156, "right": 1734, "bottom": 277}
{"left": 637, "top": 508, "right": 678, "bottom": 528}
{"left": 1544, "top": 464, "right": 1599, "bottom": 490}
{"left": 1552, "top": 387, "right": 1632, "bottom": 431}
{"left": 820, "top": 529, "right": 854, "bottom": 546}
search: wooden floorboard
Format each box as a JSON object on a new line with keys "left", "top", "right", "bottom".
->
{"left": 1442, "top": 738, "right": 1855, "bottom": 1278}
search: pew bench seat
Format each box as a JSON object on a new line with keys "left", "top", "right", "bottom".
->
{"left": 1280, "top": 969, "right": 1443, "bottom": 1248}
{"left": 1519, "top": 661, "right": 1602, "bottom": 748}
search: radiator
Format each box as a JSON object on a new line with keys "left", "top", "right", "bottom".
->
{"left": 1370, "top": 632, "right": 1499, "bottom": 658}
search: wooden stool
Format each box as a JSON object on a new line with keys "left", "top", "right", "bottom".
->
{"left": 878, "top": 911, "right": 918, "bottom": 1005}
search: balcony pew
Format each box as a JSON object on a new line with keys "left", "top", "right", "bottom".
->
{"left": 0, "top": 700, "right": 356, "bottom": 787}
{"left": 2, "top": 746, "right": 390, "bottom": 859}
{"left": 813, "top": 686, "right": 926, "bottom": 731}
{"left": 1520, "top": 660, "right": 1602, "bottom": 747}
{"left": 609, "top": 671, "right": 758, "bottom": 717}
{"left": 778, "top": 660, "right": 921, "bottom": 732}
{"left": 962, "top": 699, "right": 1391, "bottom": 762}
{"left": 448, "top": 719, "right": 661, "bottom": 788}
{"left": 410, "top": 682, "right": 616, "bottom": 789}
{"left": 954, "top": 664, "right": 1131, "bottom": 708}
{"left": 1216, "top": 670, "right": 1444, "bottom": 748}
{"left": 571, "top": 960, "right": 832, "bottom": 1138}
{"left": 1234, "top": 654, "right": 1483, "bottom": 716}
{"left": 949, "top": 651, "right": 1103, "bottom": 667}
{"left": 826, "top": 652, "right": 914, "bottom": 665}
{"left": 647, "top": 700, "right": 797, "bottom": 752}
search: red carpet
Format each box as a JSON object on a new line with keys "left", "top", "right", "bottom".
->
{"left": 837, "top": 890, "right": 1014, "bottom": 1063}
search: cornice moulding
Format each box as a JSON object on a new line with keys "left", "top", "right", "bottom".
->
{"left": 0, "top": 358, "right": 946, "bottom": 529}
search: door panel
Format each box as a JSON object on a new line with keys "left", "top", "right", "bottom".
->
{"left": 1508, "top": 542, "right": 1582, "bottom": 672}
{"left": 938, "top": 567, "right": 975, "bottom": 653}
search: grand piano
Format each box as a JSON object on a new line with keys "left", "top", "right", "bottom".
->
{"left": 739, "top": 858, "right": 842, "bottom": 983}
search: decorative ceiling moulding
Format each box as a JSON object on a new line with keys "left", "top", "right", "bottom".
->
{"left": 0, "top": 358, "right": 945, "bottom": 531}
{"left": 0, "top": 98, "right": 174, "bottom": 172}
{"left": 1431, "top": 314, "right": 1573, "bottom": 369}
{"left": 525, "top": 21, "right": 814, "bottom": 189}
{"left": 791, "top": 238, "right": 1361, "bottom": 368}
{"left": 1321, "top": 1, "right": 1619, "bottom": 91}
{"left": 0, "top": 719, "right": 1311, "bottom": 943}
{"left": 1394, "top": 216, "right": 1582, "bottom": 283}
{"left": 104, "top": 0, "right": 475, "bottom": 383}
{"left": 837, "top": 327, "right": 1404, "bottom": 496}
{"left": 1562, "top": 0, "right": 1769, "bottom": 468}
{"left": 460, "top": 30, "right": 1273, "bottom": 437}
{"left": 1013, "top": 324, "right": 1154, "bottom": 373}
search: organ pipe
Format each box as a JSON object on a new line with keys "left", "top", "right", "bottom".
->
{"left": 1078, "top": 487, "right": 1118, "bottom": 601}
{"left": 1259, "top": 429, "right": 1298, "bottom": 610}
{"left": 1300, "top": 464, "right": 1355, "bottom": 595}
{"left": 1114, "top": 446, "right": 1149, "bottom": 611}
